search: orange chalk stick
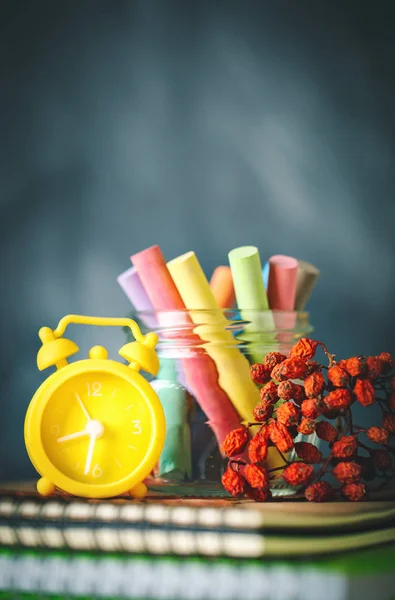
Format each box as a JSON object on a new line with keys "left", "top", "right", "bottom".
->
{"left": 209, "top": 266, "right": 236, "bottom": 309}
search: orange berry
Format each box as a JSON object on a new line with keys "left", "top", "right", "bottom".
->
{"left": 378, "top": 352, "right": 393, "bottom": 374}
{"left": 277, "top": 380, "right": 304, "bottom": 402}
{"left": 328, "top": 364, "right": 349, "bottom": 387}
{"left": 269, "top": 422, "right": 294, "bottom": 453}
{"left": 305, "top": 481, "right": 333, "bottom": 502}
{"left": 341, "top": 482, "right": 366, "bottom": 502}
{"left": 301, "top": 398, "right": 323, "bottom": 419}
{"left": 315, "top": 420, "right": 338, "bottom": 442}
{"left": 366, "top": 426, "right": 390, "bottom": 445}
{"left": 343, "top": 356, "right": 366, "bottom": 377}
{"left": 248, "top": 434, "right": 269, "bottom": 463}
{"left": 304, "top": 371, "right": 325, "bottom": 398}
{"left": 253, "top": 402, "right": 273, "bottom": 422}
{"left": 260, "top": 381, "right": 279, "bottom": 404}
{"left": 289, "top": 338, "right": 318, "bottom": 360}
{"left": 332, "top": 436, "right": 357, "bottom": 459}
{"left": 366, "top": 356, "right": 383, "bottom": 379}
{"left": 297, "top": 417, "right": 316, "bottom": 435}
{"left": 333, "top": 461, "right": 361, "bottom": 483}
{"left": 324, "top": 388, "right": 353, "bottom": 410}
{"left": 244, "top": 464, "right": 270, "bottom": 489}
{"left": 221, "top": 426, "right": 249, "bottom": 457}
{"left": 276, "top": 402, "right": 300, "bottom": 427}
{"left": 294, "top": 442, "right": 322, "bottom": 464}
{"left": 245, "top": 486, "right": 272, "bottom": 502}
{"left": 263, "top": 352, "right": 287, "bottom": 369}
{"left": 271, "top": 358, "right": 308, "bottom": 382}
{"left": 222, "top": 467, "right": 246, "bottom": 497}
{"left": 353, "top": 378, "right": 375, "bottom": 407}
{"left": 283, "top": 462, "right": 314, "bottom": 486}
{"left": 250, "top": 363, "right": 271, "bottom": 384}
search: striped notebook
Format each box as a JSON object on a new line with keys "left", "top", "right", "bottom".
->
{"left": 0, "top": 484, "right": 395, "bottom": 558}
{"left": 0, "top": 544, "right": 395, "bottom": 600}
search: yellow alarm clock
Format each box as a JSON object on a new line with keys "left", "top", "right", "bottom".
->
{"left": 24, "top": 315, "right": 166, "bottom": 499}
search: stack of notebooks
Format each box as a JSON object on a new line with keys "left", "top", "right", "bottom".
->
{"left": 0, "top": 484, "right": 394, "bottom": 600}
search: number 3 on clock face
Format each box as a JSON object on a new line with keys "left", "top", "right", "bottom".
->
{"left": 132, "top": 420, "right": 142, "bottom": 434}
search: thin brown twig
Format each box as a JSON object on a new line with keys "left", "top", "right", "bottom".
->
{"left": 268, "top": 465, "right": 287, "bottom": 474}
{"left": 317, "top": 341, "right": 336, "bottom": 368}
{"left": 229, "top": 459, "right": 247, "bottom": 469}
{"left": 348, "top": 408, "right": 353, "bottom": 434}
{"left": 315, "top": 453, "right": 332, "bottom": 481}
{"left": 277, "top": 449, "right": 290, "bottom": 465}
{"left": 357, "top": 441, "right": 373, "bottom": 453}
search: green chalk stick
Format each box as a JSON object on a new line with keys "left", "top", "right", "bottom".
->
{"left": 151, "top": 358, "right": 192, "bottom": 481}
{"left": 228, "top": 246, "right": 269, "bottom": 310}
{"left": 228, "top": 246, "right": 278, "bottom": 362}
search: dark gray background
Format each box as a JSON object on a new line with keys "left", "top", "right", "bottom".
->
{"left": 1, "top": 0, "right": 394, "bottom": 481}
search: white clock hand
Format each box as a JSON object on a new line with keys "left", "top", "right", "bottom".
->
{"left": 84, "top": 434, "right": 97, "bottom": 475}
{"left": 57, "top": 430, "right": 88, "bottom": 443}
{"left": 75, "top": 393, "right": 92, "bottom": 422}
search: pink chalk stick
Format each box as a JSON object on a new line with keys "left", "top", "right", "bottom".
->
{"left": 131, "top": 245, "right": 241, "bottom": 447}
{"left": 131, "top": 245, "right": 185, "bottom": 312}
{"left": 267, "top": 255, "right": 298, "bottom": 311}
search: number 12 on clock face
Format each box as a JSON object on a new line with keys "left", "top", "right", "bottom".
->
{"left": 86, "top": 382, "right": 102, "bottom": 396}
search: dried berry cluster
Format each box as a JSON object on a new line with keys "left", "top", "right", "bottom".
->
{"left": 221, "top": 339, "right": 394, "bottom": 502}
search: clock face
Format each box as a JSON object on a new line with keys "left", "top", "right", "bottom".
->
{"left": 40, "top": 372, "right": 153, "bottom": 485}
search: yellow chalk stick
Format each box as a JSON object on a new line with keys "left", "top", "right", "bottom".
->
{"left": 167, "top": 251, "right": 260, "bottom": 423}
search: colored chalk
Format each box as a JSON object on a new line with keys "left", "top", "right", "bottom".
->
{"left": 209, "top": 266, "right": 236, "bottom": 308}
{"left": 117, "top": 266, "right": 157, "bottom": 329}
{"left": 131, "top": 246, "right": 185, "bottom": 312}
{"left": 119, "top": 259, "right": 189, "bottom": 478}
{"left": 167, "top": 251, "right": 260, "bottom": 423}
{"left": 295, "top": 260, "right": 320, "bottom": 310}
{"left": 267, "top": 255, "right": 298, "bottom": 310}
{"left": 117, "top": 266, "right": 153, "bottom": 311}
{"left": 131, "top": 245, "right": 241, "bottom": 449}
{"left": 262, "top": 261, "right": 269, "bottom": 290}
{"left": 228, "top": 246, "right": 269, "bottom": 310}
{"left": 118, "top": 263, "right": 191, "bottom": 391}
{"left": 151, "top": 358, "right": 192, "bottom": 480}
{"left": 228, "top": 246, "right": 277, "bottom": 363}
{"left": 266, "top": 255, "right": 299, "bottom": 351}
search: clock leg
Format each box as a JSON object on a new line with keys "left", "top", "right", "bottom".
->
{"left": 129, "top": 482, "right": 147, "bottom": 499}
{"left": 37, "top": 477, "right": 56, "bottom": 497}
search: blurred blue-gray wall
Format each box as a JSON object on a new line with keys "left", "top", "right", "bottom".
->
{"left": 1, "top": 0, "right": 394, "bottom": 480}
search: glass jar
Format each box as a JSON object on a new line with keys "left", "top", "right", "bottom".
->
{"left": 126, "top": 309, "right": 315, "bottom": 497}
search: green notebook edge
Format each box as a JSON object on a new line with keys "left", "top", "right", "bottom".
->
{"left": 1, "top": 542, "right": 394, "bottom": 577}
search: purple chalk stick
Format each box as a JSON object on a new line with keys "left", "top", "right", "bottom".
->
{"left": 117, "top": 266, "right": 191, "bottom": 393}
{"left": 117, "top": 266, "right": 157, "bottom": 329}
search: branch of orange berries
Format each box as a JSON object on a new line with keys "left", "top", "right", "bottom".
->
{"left": 221, "top": 338, "right": 394, "bottom": 502}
